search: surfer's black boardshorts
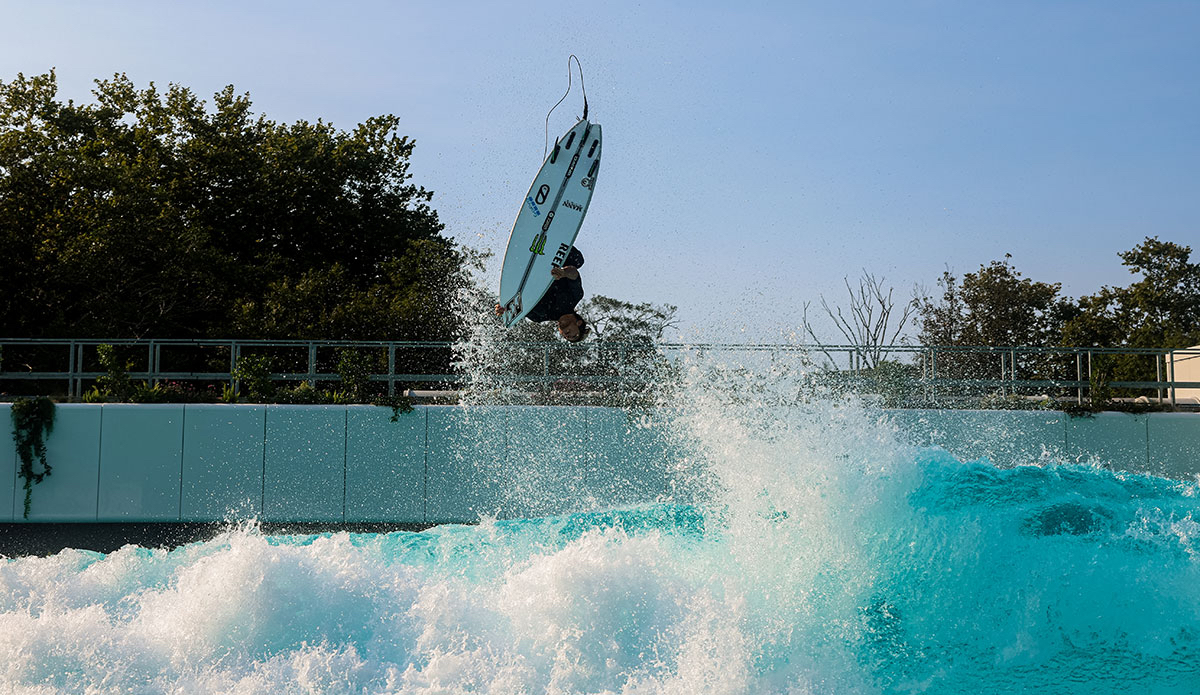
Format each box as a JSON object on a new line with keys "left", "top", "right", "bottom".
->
{"left": 526, "top": 247, "right": 585, "bottom": 322}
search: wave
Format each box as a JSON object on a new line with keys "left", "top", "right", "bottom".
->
{"left": 4, "top": 352, "right": 1200, "bottom": 693}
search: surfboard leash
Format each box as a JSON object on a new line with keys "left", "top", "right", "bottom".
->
{"left": 544, "top": 54, "right": 590, "bottom": 160}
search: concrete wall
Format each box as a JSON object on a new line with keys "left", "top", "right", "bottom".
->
{"left": 2, "top": 404, "right": 1198, "bottom": 524}
{"left": 887, "top": 409, "right": 1200, "bottom": 479}
{"left": 1, "top": 404, "right": 677, "bottom": 524}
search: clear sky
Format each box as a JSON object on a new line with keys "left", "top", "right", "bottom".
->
{"left": 2, "top": 0, "right": 1197, "bottom": 341}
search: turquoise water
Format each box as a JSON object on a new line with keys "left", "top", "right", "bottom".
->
{"left": 3, "top": 398, "right": 1200, "bottom": 693}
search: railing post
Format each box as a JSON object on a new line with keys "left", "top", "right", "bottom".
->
{"left": 151, "top": 340, "right": 160, "bottom": 386}
{"left": 1168, "top": 350, "right": 1177, "bottom": 407}
{"left": 308, "top": 343, "right": 317, "bottom": 388}
{"left": 1075, "top": 352, "right": 1083, "bottom": 405}
{"left": 930, "top": 347, "right": 937, "bottom": 405}
{"left": 388, "top": 344, "right": 396, "bottom": 397}
{"left": 67, "top": 340, "right": 77, "bottom": 401}
{"left": 1087, "top": 350, "right": 1093, "bottom": 404}
{"left": 921, "top": 347, "right": 928, "bottom": 403}
{"left": 1157, "top": 353, "right": 1163, "bottom": 403}
{"left": 231, "top": 341, "right": 241, "bottom": 395}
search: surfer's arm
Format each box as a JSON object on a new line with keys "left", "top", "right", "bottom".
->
{"left": 551, "top": 266, "right": 579, "bottom": 280}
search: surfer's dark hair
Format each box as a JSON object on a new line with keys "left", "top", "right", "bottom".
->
{"left": 565, "top": 312, "right": 589, "bottom": 343}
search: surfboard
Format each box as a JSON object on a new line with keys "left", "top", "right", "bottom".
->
{"left": 498, "top": 119, "right": 602, "bottom": 327}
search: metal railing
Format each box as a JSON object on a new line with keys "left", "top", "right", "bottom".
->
{"left": 0, "top": 338, "right": 455, "bottom": 399}
{"left": 2, "top": 338, "right": 1199, "bottom": 406}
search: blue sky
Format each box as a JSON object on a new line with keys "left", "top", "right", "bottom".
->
{"left": 3, "top": 0, "right": 1197, "bottom": 341}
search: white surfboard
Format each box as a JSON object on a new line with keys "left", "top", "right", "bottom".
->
{"left": 498, "top": 119, "right": 602, "bottom": 327}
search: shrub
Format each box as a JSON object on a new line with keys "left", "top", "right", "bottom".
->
{"left": 94, "top": 344, "right": 135, "bottom": 402}
{"left": 231, "top": 354, "right": 276, "bottom": 402}
{"left": 335, "top": 348, "right": 375, "bottom": 403}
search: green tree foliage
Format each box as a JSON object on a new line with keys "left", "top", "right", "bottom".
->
{"left": 1062, "top": 237, "right": 1200, "bottom": 388}
{"left": 230, "top": 353, "right": 276, "bottom": 401}
{"left": 568, "top": 295, "right": 679, "bottom": 405}
{"left": 582, "top": 295, "right": 678, "bottom": 344}
{"left": 455, "top": 291, "right": 680, "bottom": 405}
{"left": 93, "top": 343, "right": 135, "bottom": 401}
{"left": 917, "top": 256, "right": 1072, "bottom": 382}
{"left": 0, "top": 70, "right": 463, "bottom": 339}
{"left": 918, "top": 255, "right": 1070, "bottom": 348}
{"left": 915, "top": 239, "right": 1200, "bottom": 392}
{"left": 1062, "top": 237, "right": 1200, "bottom": 349}
{"left": 916, "top": 271, "right": 964, "bottom": 347}
{"left": 335, "top": 347, "right": 374, "bottom": 403}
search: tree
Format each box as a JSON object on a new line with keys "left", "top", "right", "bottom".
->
{"left": 1062, "top": 237, "right": 1200, "bottom": 390}
{"left": 231, "top": 240, "right": 477, "bottom": 340}
{"left": 915, "top": 270, "right": 965, "bottom": 347}
{"left": 1063, "top": 237, "right": 1200, "bottom": 349}
{"left": 802, "top": 271, "right": 918, "bottom": 370}
{"left": 916, "top": 255, "right": 1072, "bottom": 384}
{"left": 918, "top": 255, "right": 1070, "bottom": 349}
{"left": 582, "top": 295, "right": 678, "bottom": 344}
{"left": 451, "top": 290, "right": 680, "bottom": 405}
{"left": 0, "top": 70, "right": 461, "bottom": 340}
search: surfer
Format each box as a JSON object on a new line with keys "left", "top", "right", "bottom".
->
{"left": 496, "top": 247, "right": 590, "bottom": 342}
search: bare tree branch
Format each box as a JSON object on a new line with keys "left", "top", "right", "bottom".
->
{"left": 801, "top": 270, "right": 918, "bottom": 370}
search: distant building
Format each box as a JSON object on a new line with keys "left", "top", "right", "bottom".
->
{"left": 1171, "top": 346, "right": 1200, "bottom": 403}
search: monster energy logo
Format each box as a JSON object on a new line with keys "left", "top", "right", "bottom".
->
{"left": 529, "top": 234, "right": 547, "bottom": 255}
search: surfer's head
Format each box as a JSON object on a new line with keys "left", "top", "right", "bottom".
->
{"left": 557, "top": 312, "right": 588, "bottom": 342}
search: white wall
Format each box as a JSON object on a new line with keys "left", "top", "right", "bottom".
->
{"left": 3, "top": 404, "right": 1198, "bottom": 523}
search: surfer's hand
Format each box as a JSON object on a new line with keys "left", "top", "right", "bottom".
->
{"left": 551, "top": 266, "right": 579, "bottom": 280}
{"left": 494, "top": 303, "right": 504, "bottom": 316}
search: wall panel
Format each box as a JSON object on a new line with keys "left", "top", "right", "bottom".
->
{"left": 1066, "top": 412, "right": 1149, "bottom": 470}
{"left": 934, "top": 410, "right": 1067, "bottom": 468}
{"left": 263, "top": 405, "right": 346, "bottom": 522}
{"left": 1147, "top": 413, "right": 1200, "bottom": 480}
{"left": 425, "top": 406, "right": 506, "bottom": 524}
{"left": 585, "top": 408, "right": 683, "bottom": 508}
{"left": 182, "top": 405, "right": 265, "bottom": 521}
{"left": 98, "top": 404, "right": 184, "bottom": 521}
{"left": 346, "top": 406, "right": 425, "bottom": 523}
{"left": 505, "top": 406, "right": 589, "bottom": 518}
{"left": 22, "top": 404, "right": 102, "bottom": 522}
{"left": 0, "top": 405, "right": 14, "bottom": 521}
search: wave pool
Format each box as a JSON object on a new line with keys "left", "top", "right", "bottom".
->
{"left": 3, "top": 379, "right": 1200, "bottom": 694}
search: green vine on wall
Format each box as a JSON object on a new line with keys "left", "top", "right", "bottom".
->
{"left": 11, "top": 396, "right": 56, "bottom": 519}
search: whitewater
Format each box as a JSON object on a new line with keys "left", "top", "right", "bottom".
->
{"left": 4, "top": 353, "right": 1200, "bottom": 694}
